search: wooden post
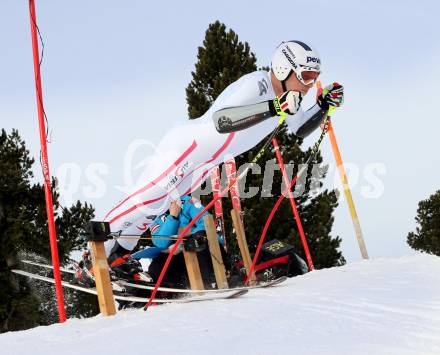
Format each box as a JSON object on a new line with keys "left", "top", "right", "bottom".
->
{"left": 89, "top": 241, "right": 116, "bottom": 316}
{"left": 204, "top": 215, "right": 228, "bottom": 289}
{"left": 180, "top": 228, "right": 205, "bottom": 291}
{"left": 231, "top": 208, "right": 257, "bottom": 283}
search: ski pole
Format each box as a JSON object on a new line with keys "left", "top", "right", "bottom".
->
{"left": 316, "top": 81, "right": 369, "bottom": 259}
{"left": 272, "top": 137, "right": 314, "bottom": 271}
{"left": 143, "top": 102, "right": 287, "bottom": 311}
{"left": 245, "top": 107, "right": 333, "bottom": 285}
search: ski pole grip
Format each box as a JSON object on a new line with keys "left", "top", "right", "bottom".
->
{"left": 328, "top": 105, "right": 336, "bottom": 117}
{"left": 86, "top": 221, "right": 112, "bottom": 242}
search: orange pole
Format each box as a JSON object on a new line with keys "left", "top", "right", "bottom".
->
{"left": 316, "top": 82, "right": 369, "bottom": 259}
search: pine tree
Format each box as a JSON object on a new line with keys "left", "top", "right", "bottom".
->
{"left": 407, "top": 190, "right": 440, "bottom": 256}
{"left": 186, "top": 21, "right": 257, "bottom": 119}
{"left": 0, "top": 129, "right": 98, "bottom": 333}
{"left": 186, "top": 21, "right": 345, "bottom": 268}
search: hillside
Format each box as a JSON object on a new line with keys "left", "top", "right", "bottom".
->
{"left": 1, "top": 254, "right": 440, "bottom": 355}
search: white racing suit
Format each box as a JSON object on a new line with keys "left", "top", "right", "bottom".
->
{"left": 104, "top": 71, "right": 325, "bottom": 255}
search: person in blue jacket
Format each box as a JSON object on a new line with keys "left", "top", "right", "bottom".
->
{"left": 132, "top": 195, "right": 226, "bottom": 288}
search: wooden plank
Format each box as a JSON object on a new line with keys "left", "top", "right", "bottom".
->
{"left": 231, "top": 208, "right": 257, "bottom": 283}
{"left": 180, "top": 228, "right": 205, "bottom": 291}
{"left": 183, "top": 251, "right": 205, "bottom": 291}
{"left": 204, "top": 215, "right": 228, "bottom": 289}
{"left": 89, "top": 241, "right": 116, "bottom": 316}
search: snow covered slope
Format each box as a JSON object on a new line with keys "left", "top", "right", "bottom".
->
{"left": 1, "top": 254, "right": 440, "bottom": 355}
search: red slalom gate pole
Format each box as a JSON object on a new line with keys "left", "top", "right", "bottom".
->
{"left": 245, "top": 174, "right": 298, "bottom": 285}
{"left": 245, "top": 173, "right": 299, "bottom": 285}
{"left": 272, "top": 138, "right": 314, "bottom": 270}
{"left": 28, "top": 0, "right": 66, "bottom": 322}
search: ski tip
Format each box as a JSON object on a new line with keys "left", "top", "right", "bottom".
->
{"left": 227, "top": 289, "right": 249, "bottom": 298}
{"left": 274, "top": 276, "right": 289, "bottom": 284}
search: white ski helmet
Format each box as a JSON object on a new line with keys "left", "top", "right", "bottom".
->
{"left": 271, "top": 40, "right": 321, "bottom": 89}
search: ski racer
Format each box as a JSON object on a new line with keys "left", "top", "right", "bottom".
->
{"left": 103, "top": 40, "right": 344, "bottom": 263}
{"left": 130, "top": 195, "right": 226, "bottom": 288}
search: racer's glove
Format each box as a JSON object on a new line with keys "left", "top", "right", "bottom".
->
{"left": 317, "top": 82, "right": 344, "bottom": 111}
{"left": 165, "top": 241, "right": 184, "bottom": 255}
{"left": 270, "top": 91, "right": 302, "bottom": 116}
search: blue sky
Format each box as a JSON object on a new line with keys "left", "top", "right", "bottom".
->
{"left": 1, "top": 0, "right": 439, "bottom": 262}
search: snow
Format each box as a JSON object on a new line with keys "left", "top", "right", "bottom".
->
{"left": 2, "top": 254, "right": 440, "bottom": 355}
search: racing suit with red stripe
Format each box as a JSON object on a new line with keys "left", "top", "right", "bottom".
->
{"left": 104, "top": 70, "right": 325, "bottom": 255}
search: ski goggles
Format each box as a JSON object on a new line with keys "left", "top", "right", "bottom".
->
{"left": 295, "top": 66, "right": 320, "bottom": 86}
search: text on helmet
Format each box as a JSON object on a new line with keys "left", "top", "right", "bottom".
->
{"left": 281, "top": 49, "right": 297, "bottom": 69}
{"left": 306, "top": 56, "right": 321, "bottom": 64}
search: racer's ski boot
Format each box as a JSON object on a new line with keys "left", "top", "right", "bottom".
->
{"left": 72, "top": 250, "right": 126, "bottom": 293}
{"left": 109, "top": 253, "right": 153, "bottom": 284}
{"left": 73, "top": 250, "right": 95, "bottom": 287}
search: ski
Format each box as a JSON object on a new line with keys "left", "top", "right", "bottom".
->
{"left": 20, "top": 259, "right": 287, "bottom": 293}
{"left": 20, "top": 259, "right": 126, "bottom": 292}
{"left": 11, "top": 269, "right": 248, "bottom": 304}
{"left": 210, "top": 166, "right": 226, "bottom": 244}
{"left": 22, "top": 259, "right": 75, "bottom": 274}
{"left": 117, "top": 275, "right": 288, "bottom": 293}
{"left": 225, "top": 157, "right": 243, "bottom": 223}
